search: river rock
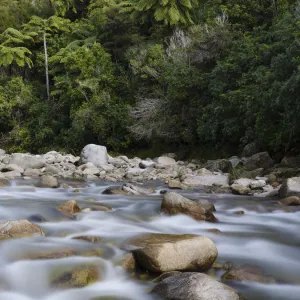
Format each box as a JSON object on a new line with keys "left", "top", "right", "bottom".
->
{"left": 168, "top": 179, "right": 188, "bottom": 189}
{"left": 0, "top": 219, "right": 45, "bottom": 240}
{"left": 222, "top": 264, "right": 275, "bottom": 283}
{"left": 80, "top": 144, "right": 108, "bottom": 168}
{"left": 231, "top": 178, "right": 252, "bottom": 194}
{"left": 196, "top": 199, "right": 216, "bottom": 213}
{"left": 57, "top": 200, "right": 81, "bottom": 215}
{"left": 8, "top": 153, "right": 46, "bottom": 169}
{"left": 1, "top": 164, "right": 24, "bottom": 173}
{"left": 43, "top": 165, "right": 61, "bottom": 175}
{"left": 103, "top": 183, "right": 154, "bottom": 195}
{"left": 124, "top": 233, "right": 218, "bottom": 273}
{"left": 204, "top": 159, "right": 232, "bottom": 172}
{"left": 242, "top": 142, "right": 261, "bottom": 157}
{"left": 23, "top": 168, "right": 41, "bottom": 177}
{"left": 278, "top": 196, "right": 300, "bottom": 206}
{"left": 280, "top": 156, "right": 300, "bottom": 167}
{"left": 40, "top": 175, "right": 59, "bottom": 188}
{"left": 231, "top": 183, "right": 251, "bottom": 195}
{"left": 72, "top": 236, "right": 103, "bottom": 243}
{"left": 156, "top": 156, "right": 176, "bottom": 166}
{"left": 162, "top": 192, "right": 217, "bottom": 222}
{"left": 243, "top": 152, "right": 274, "bottom": 171}
{"left": 250, "top": 179, "right": 266, "bottom": 189}
{"left": 51, "top": 265, "right": 101, "bottom": 288}
{"left": 152, "top": 272, "right": 243, "bottom": 300}
{"left": 229, "top": 156, "right": 242, "bottom": 168}
{"left": 279, "top": 177, "right": 300, "bottom": 197}
{"left": 183, "top": 174, "right": 229, "bottom": 187}
{"left": 139, "top": 160, "right": 155, "bottom": 169}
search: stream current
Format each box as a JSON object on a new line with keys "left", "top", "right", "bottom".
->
{"left": 0, "top": 179, "right": 299, "bottom": 300}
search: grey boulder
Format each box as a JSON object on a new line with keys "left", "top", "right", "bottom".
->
{"left": 80, "top": 144, "right": 108, "bottom": 168}
{"left": 152, "top": 272, "right": 243, "bottom": 300}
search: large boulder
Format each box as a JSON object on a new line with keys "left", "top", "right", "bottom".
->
{"left": 162, "top": 192, "right": 217, "bottom": 222}
{"left": 182, "top": 175, "right": 229, "bottom": 187}
{"left": 156, "top": 156, "right": 176, "bottom": 166}
{"left": 243, "top": 152, "right": 274, "bottom": 171}
{"left": 279, "top": 177, "right": 300, "bottom": 198}
{"left": 204, "top": 159, "right": 232, "bottom": 172}
{"left": 80, "top": 144, "right": 108, "bottom": 168}
{"left": 123, "top": 233, "right": 218, "bottom": 273}
{"left": 152, "top": 272, "right": 243, "bottom": 300}
{"left": 242, "top": 142, "right": 260, "bottom": 157}
{"left": 8, "top": 153, "right": 46, "bottom": 169}
{"left": 0, "top": 219, "right": 45, "bottom": 240}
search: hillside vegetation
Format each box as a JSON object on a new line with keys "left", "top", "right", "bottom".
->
{"left": 0, "top": 0, "right": 299, "bottom": 158}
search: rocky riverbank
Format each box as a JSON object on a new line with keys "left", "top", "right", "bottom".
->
{"left": 0, "top": 143, "right": 299, "bottom": 202}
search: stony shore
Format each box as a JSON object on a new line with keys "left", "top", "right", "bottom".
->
{"left": 0, "top": 143, "right": 299, "bottom": 201}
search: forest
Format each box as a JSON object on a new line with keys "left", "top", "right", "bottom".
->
{"left": 0, "top": 0, "right": 299, "bottom": 158}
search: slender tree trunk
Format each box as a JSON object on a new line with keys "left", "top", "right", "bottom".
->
{"left": 43, "top": 28, "right": 50, "bottom": 101}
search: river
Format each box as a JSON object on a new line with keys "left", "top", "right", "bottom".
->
{"left": 0, "top": 179, "right": 299, "bottom": 300}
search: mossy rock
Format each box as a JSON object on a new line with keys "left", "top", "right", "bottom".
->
{"left": 51, "top": 265, "right": 101, "bottom": 288}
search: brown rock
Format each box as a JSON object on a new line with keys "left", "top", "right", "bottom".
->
{"left": 123, "top": 233, "right": 218, "bottom": 273}
{"left": 72, "top": 236, "right": 103, "bottom": 243}
{"left": 51, "top": 265, "right": 101, "bottom": 288}
{"left": 222, "top": 264, "right": 275, "bottom": 283}
{"left": 57, "top": 200, "right": 81, "bottom": 215}
{"left": 278, "top": 196, "right": 300, "bottom": 206}
{"left": 121, "top": 253, "right": 136, "bottom": 271}
{"left": 0, "top": 219, "right": 45, "bottom": 240}
{"left": 161, "top": 192, "right": 217, "bottom": 222}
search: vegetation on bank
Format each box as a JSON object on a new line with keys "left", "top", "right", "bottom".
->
{"left": 0, "top": 0, "right": 299, "bottom": 158}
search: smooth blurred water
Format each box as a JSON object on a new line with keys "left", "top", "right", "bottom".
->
{"left": 0, "top": 179, "right": 299, "bottom": 300}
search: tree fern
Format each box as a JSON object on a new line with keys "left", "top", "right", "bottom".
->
{"left": 121, "top": 0, "right": 199, "bottom": 25}
{"left": 0, "top": 45, "right": 33, "bottom": 67}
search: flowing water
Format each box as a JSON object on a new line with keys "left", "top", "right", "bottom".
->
{"left": 0, "top": 179, "right": 299, "bottom": 300}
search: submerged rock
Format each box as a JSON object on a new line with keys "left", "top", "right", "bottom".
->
{"left": 51, "top": 265, "right": 101, "bottom": 289}
{"left": 278, "top": 196, "right": 300, "bottom": 206}
{"left": 123, "top": 233, "right": 218, "bottom": 273}
{"left": 222, "top": 264, "right": 275, "bottom": 283}
{"left": 162, "top": 192, "right": 217, "bottom": 222}
{"left": 0, "top": 219, "right": 45, "bottom": 240}
{"left": 72, "top": 236, "right": 103, "bottom": 243}
{"left": 103, "top": 183, "right": 154, "bottom": 195}
{"left": 152, "top": 272, "right": 243, "bottom": 300}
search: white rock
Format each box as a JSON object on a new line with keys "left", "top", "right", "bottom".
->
{"left": 279, "top": 177, "right": 300, "bottom": 198}
{"left": 250, "top": 179, "right": 266, "bottom": 189}
{"left": 157, "top": 156, "right": 176, "bottom": 166}
{"left": 80, "top": 144, "right": 108, "bottom": 168}
{"left": 1, "top": 164, "right": 24, "bottom": 173}
{"left": 234, "top": 178, "right": 252, "bottom": 187}
{"left": 183, "top": 175, "right": 229, "bottom": 187}
{"left": 9, "top": 153, "right": 45, "bottom": 169}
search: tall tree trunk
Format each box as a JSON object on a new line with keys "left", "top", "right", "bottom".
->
{"left": 43, "top": 28, "right": 50, "bottom": 101}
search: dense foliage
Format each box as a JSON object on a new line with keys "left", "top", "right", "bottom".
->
{"left": 0, "top": 0, "right": 299, "bottom": 157}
